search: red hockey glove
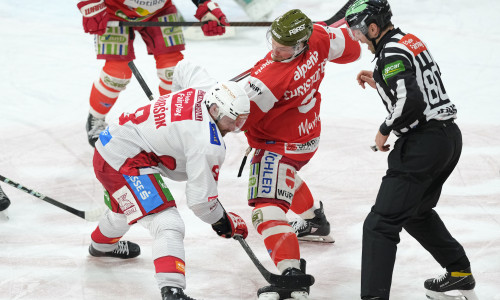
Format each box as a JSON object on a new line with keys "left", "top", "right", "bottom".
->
{"left": 77, "top": 0, "right": 109, "bottom": 35}
{"left": 212, "top": 212, "right": 248, "bottom": 239}
{"left": 194, "top": 1, "right": 229, "bottom": 36}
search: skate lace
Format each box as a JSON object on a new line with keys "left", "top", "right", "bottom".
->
{"left": 290, "top": 218, "right": 309, "bottom": 233}
{"left": 432, "top": 272, "right": 449, "bottom": 283}
{"left": 88, "top": 117, "right": 107, "bottom": 137}
{"left": 112, "top": 241, "right": 129, "bottom": 255}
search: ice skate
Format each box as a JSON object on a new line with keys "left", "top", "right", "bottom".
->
{"left": 161, "top": 286, "right": 197, "bottom": 300}
{"left": 89, "top": 241, "right": 140, "bottom": 259}
{"left": 290, "top": 201, "right": 334, "bottom": 243}
{"left": 257, "top": 267, "right": 310, "bottom": 300}
{"left": 86, "top": 113, "right": 107, "bottom": 147}
{"left": 0, "top": 186, "right": 11, "bottom": 221}
{"left": 425, "top": 267, "right": 478, "bottom": 300}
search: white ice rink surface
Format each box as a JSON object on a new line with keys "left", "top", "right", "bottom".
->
{"left": 0, "top": 0, "right": 499, "bottom": 299}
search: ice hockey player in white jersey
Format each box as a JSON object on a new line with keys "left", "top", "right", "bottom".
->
{"left": 87, "top": 81, "right": 250, "bottom": 300}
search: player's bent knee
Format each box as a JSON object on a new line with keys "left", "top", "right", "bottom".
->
{"left": 251, "top": 204, "right": 288, "bottom": 232}
{"left": 142, "top": 207, "right": 185, "bottom": 238}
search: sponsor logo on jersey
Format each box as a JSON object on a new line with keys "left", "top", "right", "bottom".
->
{"left": 124, "top": 175, "right": 164, "bottom": 213}
{"left": 382, "top": 60, "right": 405, "bottom": 84}
{"left": 298, "top": 111, "right": 321, "bottom": 136}
{"left": 171, "top": 89, "right": 196, "bottom": 122}
{"left": 195, "top": 91, "right": 205, "bottom": 121}
{"left": 112, "top": 186, "right": 143, "bottom": 222}
{"left": 258, "top": 151, "right": 279, "bottom": 198}
{"left": 99, "top": 126, "right": 112, "bottom": 146}
{"left": 208, "top": 195, "right": 219, "bottom": 211}
{"left": 437, "top": 104, "right": 457, "bottom": 116}
{"left": 254, "top": 59, "right": 273, "bottom": 76}
{"left": 399, "top": 34, "right": 427, "bottom": 56}
{"left": 294, "top": 51, "right": 319, "bottom": 80}
{"left": 209, "top": 122, "right": 221, "bottom": 145}
{"left": 175, "top": 260, "right": 185, "bottom": 274}
{"left": 276, "top": 164, "right": 295, "bottom": 202}
{"left": 284, "top": 137, "right": 320, "bottom": 154}
{"left": 251, "top": 208, "right": 264, "bottom": 229}
{"left": 289, "top": 24, "right": 306, "bottom": 35}
{"left": 153, "top": 97, "right": 168, "bottom": 129}
{"left": 248, "top": 162, "right": 259, "bottom": 200}
{"left": 212, "top": 165, "right": 220, "bottom": 181}
{"left": 100, "top": 35, "right": 126, "bottom": 43}
{"left": 248, "top": 82, "right": 263, "bottom": 96}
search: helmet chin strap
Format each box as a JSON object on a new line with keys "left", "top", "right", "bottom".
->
{"left": 366, "top": 25, "right": 382, "bottom": 51}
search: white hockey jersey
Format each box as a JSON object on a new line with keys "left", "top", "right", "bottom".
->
{"left": 95, "top": 88, "right": 225, "bottom": 224}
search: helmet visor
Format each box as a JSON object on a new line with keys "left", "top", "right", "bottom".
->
{"left": 349, "top": 22, "right": 368, "bottom": 37}
{"left": 266, "top": 28, "right": 305, "bottom": 62}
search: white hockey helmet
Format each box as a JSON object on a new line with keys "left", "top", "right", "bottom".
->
{"left": 204, "top": 81, "right": 250, "bottom": 121}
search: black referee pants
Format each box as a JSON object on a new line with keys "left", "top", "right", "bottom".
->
{"left": 360, "top": 121, "right": 469, "bottom": 299}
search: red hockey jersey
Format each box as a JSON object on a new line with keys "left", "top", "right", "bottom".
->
{"left": 104, "top": 0, "right": 174, "bottom": 21}
{"left": 242, "top": 24, "right": 361, "bottom": 161}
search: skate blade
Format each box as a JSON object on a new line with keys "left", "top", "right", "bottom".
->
{"left": 460, "top": 289, "right": 479, "bottom": 300}
{"left": 258, "top": 292, "right": 279, "bottom": 300}
{"left": 290, "top": 291, "right": 309, "bottom": 299}
{"left": 426, "top": 290, "right": 470, "bottom": 300}
{"left": 298, "top": 234, "right": 335, "bottom": 243}
{"left": 258, "top": 291, "right": 309, "bottom": 300}
{"left": 0, "top": 209, "right": 9, "bottom": 222}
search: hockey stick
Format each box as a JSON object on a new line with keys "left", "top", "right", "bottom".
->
{"left": 0, "top": 175, "right": 107, "bottom": 222}
{"left": 108, "top": 0, "right": 355, "bottom": 29}
{"left": 108, "top": 21, "right": 272, "bottom": 27}
{"left": 229, "top": 68, "right": 252, "bottom": 82}
{"left": 128, "top": 61, "right": 154, "bottom": 101}
{"left": 234, "top": 235, "right": 315, "bottom": 288}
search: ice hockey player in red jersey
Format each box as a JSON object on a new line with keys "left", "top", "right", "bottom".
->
{"left": 87, "top": 81, "right": 250, "bottom": 300}
{"left": 241, "top": 9, "right": 361, "bottom": 299}
{"left": 77, "top": 0, "right": 230, "bottom": 147}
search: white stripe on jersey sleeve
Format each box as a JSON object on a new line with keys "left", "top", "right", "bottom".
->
{"left": 245, "top": 76, "right": 279, "bottom": 113}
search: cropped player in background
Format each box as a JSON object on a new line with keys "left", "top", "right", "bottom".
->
{"left": 241, "top": 9, "right": 361, "bottom": 299}
{"left": 88, "top": 81, "right": 250, "bottom": 300}
{"left": 345, "top": 0, "right": 477, "bottom": 299}
{"left": 77, "top": 0, "right": 229, "bottom": 147}
{"left": 0, "top": 185, "right": 11, "bottom": 220}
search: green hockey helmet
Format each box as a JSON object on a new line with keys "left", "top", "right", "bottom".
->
{"left": 270, "top": 9, "right": 313, "bottom": 47}
{"left": 345, "top": 0, "right": 392, "bottom": 35}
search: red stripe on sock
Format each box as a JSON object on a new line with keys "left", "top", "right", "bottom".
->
{"left": 154, "top": 256, "right": 186, "bottom": 275}
{"left": 91, "top": 227, "right": 122, "bottom": 244}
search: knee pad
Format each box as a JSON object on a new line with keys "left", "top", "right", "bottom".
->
{"left": 91, "top": 60, "right": 132, "bottom": 114}
{"left": 101, "top": 60, "right": 132, "bottom": 91}
{"left": 155, "top": 52, "right": 184, "bottom": 95}
{"left": 251, "top": 204, "right": 288, "bottom": 234}
{"left": 140, "top": 207, "right": 185, "bottom": 239}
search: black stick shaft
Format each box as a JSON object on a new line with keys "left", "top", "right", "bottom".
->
{"left": 0, "top": 174, "right": 85, "bottom": 219}
{"left": 128, "top": 61, "right": 154, "bottom": 101}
